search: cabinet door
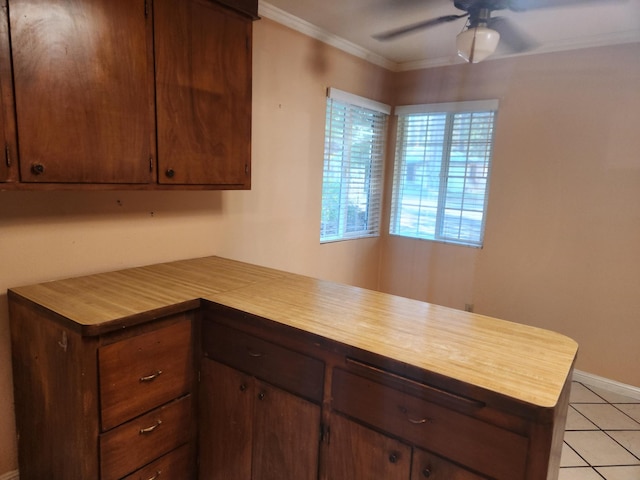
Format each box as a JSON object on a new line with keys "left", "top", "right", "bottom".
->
{"left": 412, "top": 448, "right": 488, "bottom": 480}
{"left": 252, "top": 380, "right": 321, "bottom": 480}
{"left": 154, "top": 0, "right": 252, "bottom": 187}
{"left": 10, "top": 0, "right": 155, "bottom": 184}
{"left": 322, "top": 413, "right": 411, "bottom": 480}
{"left": 199, "top": 359, "right": 253, "bottom": 480}
{"left": 0, "top": 0, "right": 16, "bottom": 182}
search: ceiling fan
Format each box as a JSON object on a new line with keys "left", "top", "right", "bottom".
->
{"left": 373, "top": 0, "right": 614, "bottom": 63}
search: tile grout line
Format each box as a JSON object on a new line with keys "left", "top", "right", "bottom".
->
{"left": 560, "top": 381, "right": 640, "bottom": 479}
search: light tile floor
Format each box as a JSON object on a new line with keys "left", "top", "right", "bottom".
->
{"left": 559, "top": 382, "right": 640, "bottom": 480}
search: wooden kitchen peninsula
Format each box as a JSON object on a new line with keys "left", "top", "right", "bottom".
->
{"left": 9, "top": 256, "right": 578, "bottom": 480}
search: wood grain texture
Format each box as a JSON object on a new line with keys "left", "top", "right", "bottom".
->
{"left": 9, "top": 300, "right": 100, "bottom": 479}
{"left": 154, "top": 0, "right": 252, "bottom": 187}
{"left": 9, "top": 256, "right": 578, "bottom": 409}
{"left": 10, "top": 0, "right": 155, "bottom": 184}
{"left": 0, "top": 0, "right": 17, "bottom": 183}
{"left": 99, "top": 318, "right": 193, "bottom": 430}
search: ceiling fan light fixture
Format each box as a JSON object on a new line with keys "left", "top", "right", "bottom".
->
{"left": 456, "top": 26, "right": 500, "bottom": 63}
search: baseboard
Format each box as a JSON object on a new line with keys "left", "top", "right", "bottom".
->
{"left": 0, "top": 470, "right": 19, "bottom": 480}
{"left": 573, "top": 369, "right": 640, "bottom": 400}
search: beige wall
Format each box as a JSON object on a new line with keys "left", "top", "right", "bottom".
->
{"left": 0, "top": 19, "right": 390, "bottom": 474}
{"left": 380, "top": 43, "right": 640, "bottom": 387}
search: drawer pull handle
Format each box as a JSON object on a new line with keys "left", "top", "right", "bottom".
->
{"left": 140, "top": 370, "right": 163, "bottom": 382}
{"left": 139, "top": 420, "right": 162, "bottom": 434}
{"left": 147, "top": 471, "right": 162, "bottom": 480}
{"left": 389, "top": 453, "right": 399, "bottom": 464}
{"left": 422, "top": 467, "right": 432, "bottom": 477}
{"left": 247, "top": 349, "right": 264, "bottom": 358}
{"left": 399, "top": 406, "right": 430, "bottom": 425}
{"left": 408, "top": 417, "right": 428, "bottom": 425}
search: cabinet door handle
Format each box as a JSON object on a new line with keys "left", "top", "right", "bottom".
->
{"left": 31, "top": 163, "right": 45, "bottom": 175}
{"left": 258, "top": 391, "right": 266, "bottom": 400}
{"left": 388, "top": 453, "right": 399, "bottom": 464}
{"left": 139, "top": 370, "right": 163, "bottom": 382}
{"left": 139, "top": 420, "right": 162, "bottom": 434}
{"left": 146, "top": 471, "right": 162, "bottom": 480}
{"left": 422, "top": 467, "right": 432, "bottom": 477}
{"left": 247, "top": 348, "right": 264, "bottom": 358}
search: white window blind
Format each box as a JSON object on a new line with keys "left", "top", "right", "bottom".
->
{"left": 390, "top": 100, "right": 498, "bottom": 247}
{"left": 321, "top": 88, "right": 389, "bottom": 242}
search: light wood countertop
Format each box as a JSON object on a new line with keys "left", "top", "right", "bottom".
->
{"left": 9, "top": 255, "right": 578, "bottom": 410}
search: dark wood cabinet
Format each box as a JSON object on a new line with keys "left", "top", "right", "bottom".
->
{"left": 322, "top": 413, "right": 489, "bottom": 479}
{"left": 0, "top": 0, "right": 17, "bottom": 182}
{"left": 155, "top": 0, "right": 252, "bottom": 187}
{"left": 3, "top": 0, "right": 256, "bottom": 188}
{"left": 322, "top": 412, "right": 412, "bottom": 479}
{"left": 9, "top": 302, "right": 196, "bottom": 480}
{"left": 199, "top": 320, "right": 323, "bottom": 479}
{"left": 200, "top": 359, "right": 321, "bottom": 480}
{"left": 10, "top": 0, "right": 156, "bottom": 184}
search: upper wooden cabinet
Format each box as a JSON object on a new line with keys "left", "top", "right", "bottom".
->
{"left": 10, "top": 0, "right": 156, "bottom": 184}
{"left": 0, "top": 0, "right": 17, "bottom": 183}
{"left": 155, "top": 0, "right": 252, "bottom": 187}
{"left": 4, "top": 0, "right": 256, "bottom": 189}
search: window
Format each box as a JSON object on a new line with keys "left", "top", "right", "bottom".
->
{"left": 320, "top": 88, "right": 390, "bottom": 242}
{"left": 390, "top": 100, "right": 498, "bottom": 247}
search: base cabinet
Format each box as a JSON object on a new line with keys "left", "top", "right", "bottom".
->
{"left": 199, "top": 359, "right": 321, "bottom": 480}
{"left": 9, "top": 258, "right": 575, "bottom": 480}
{"left": 9, "top": 299, "right": 196, "bottom": 480}
{"left": 322, "top": 413, "right": 412, "bottom": 479}
{"left": 321, "top": 413, "right": 487, "bottom": 480}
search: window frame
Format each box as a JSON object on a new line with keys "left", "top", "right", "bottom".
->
{"left": 320, "top": 88, "right": 390, "bottom": 243}
{"left": 390, "top": 99, "right": 499, "bottom": 248}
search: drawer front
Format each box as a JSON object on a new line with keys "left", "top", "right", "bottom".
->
{"left": 332, "top": 369, "right": 528, "bottom": 480}
{"left": 100, "top": 395, "right": 192, "bottom": 480}
{"left": 202, "top": 321, "right": 324, "bottom": 403}
{"left": 412, "top": 447, "right": 488, "bottom": 480}
{"left": 121, "top": 443, "right": 193, "bottom": 480}
{"left": 99, "top": 319, "right": 193, "bottom": 430}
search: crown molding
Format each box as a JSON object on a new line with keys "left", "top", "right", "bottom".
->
{"left": 258, "top": 2, "right": 398, "bottom": 71}
{"left": 259, "top": 1, "right": 640, "bottom": 72}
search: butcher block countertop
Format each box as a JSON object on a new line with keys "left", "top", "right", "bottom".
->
{"left": 8, "top": 255, "right": 578, "bottom": 410}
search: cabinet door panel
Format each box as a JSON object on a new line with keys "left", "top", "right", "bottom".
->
{"left": 0, "top": 0, "right": 16, "bottom": 182}
{"left": 322, "top": 413, "right": 411, "bottom": 480}
{"left": 199, "top": 359, "right": 253, "bottom": 480}
{"left": 253, "top": 380, "right": 321, "bottom": 480}
{"left": 155, "top": 0, "right": 251, "bottom": 186}
{"left": 10, "top": 0, "right": 155, "bottom": 183}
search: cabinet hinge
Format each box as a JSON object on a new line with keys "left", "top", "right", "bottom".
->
{"left": 4, "top": 145, "right": 10, "bottom": 167}
{"left": 149, "top": 155, "right": 154, "bottom": 172}
{"left": 144, "top": 0, "right": 149, "bottom": 18}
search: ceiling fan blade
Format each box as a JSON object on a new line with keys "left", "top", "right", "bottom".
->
{"left": 489, "top": 16, "right": 538, "bottom": 53}
{"left": 373, "top": 13, "right": 468, "bottom": 41}
{"left": 508, "top": 0, "right": 625, "bottom": 11}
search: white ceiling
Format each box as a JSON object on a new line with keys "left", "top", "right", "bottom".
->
{"left": 259, "top": 0, "right": 640, "bottom": 70}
